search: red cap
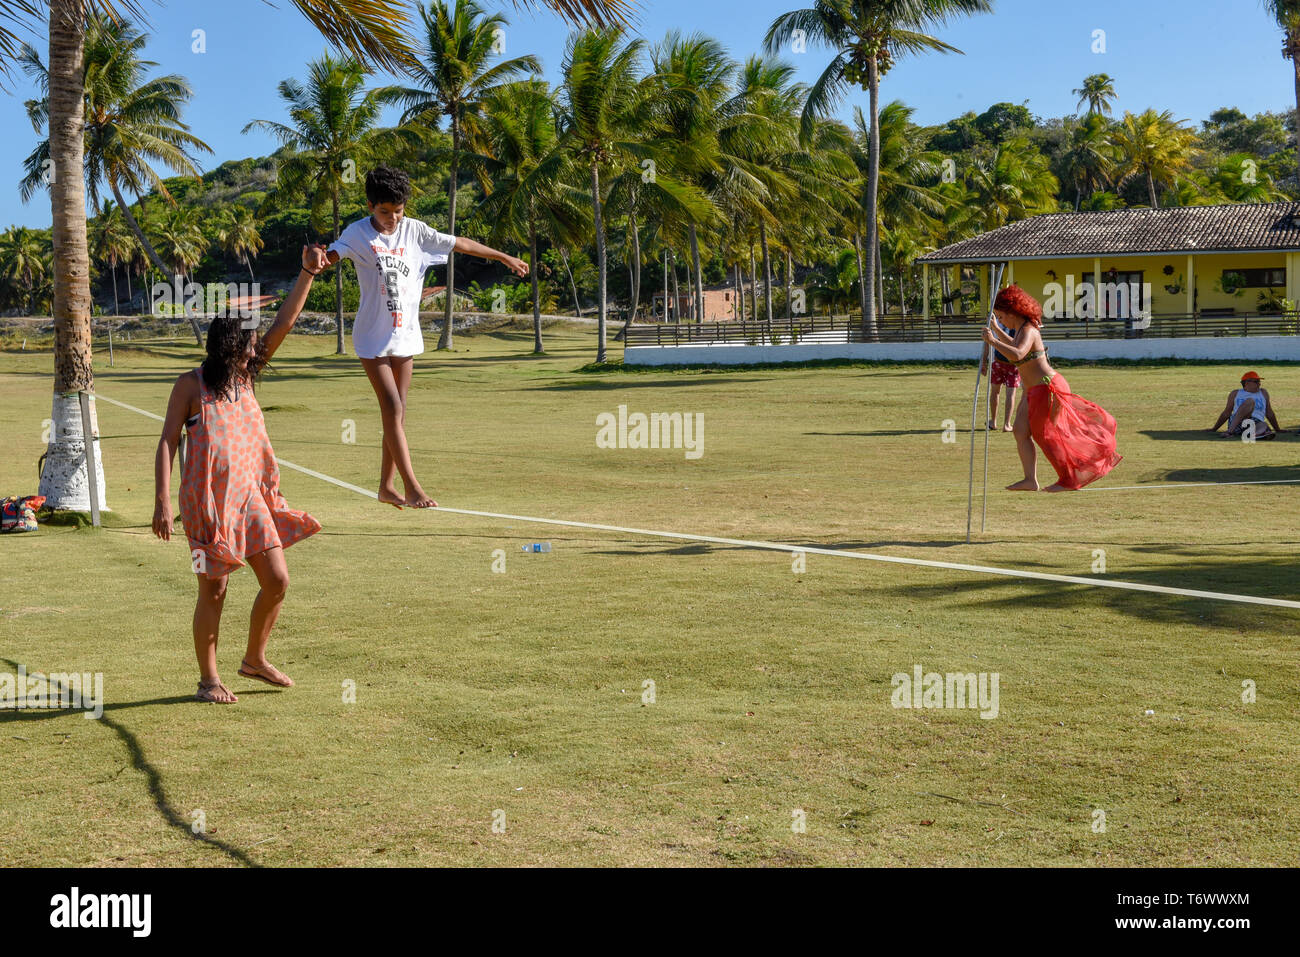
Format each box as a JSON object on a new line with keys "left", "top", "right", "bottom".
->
{"left": 1241, "top": 371, "right": 1262, "bottom": 381}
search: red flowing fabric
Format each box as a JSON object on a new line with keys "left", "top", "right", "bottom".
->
{"left": 1026, "top": 373, "right": 1121, "bottom": 489}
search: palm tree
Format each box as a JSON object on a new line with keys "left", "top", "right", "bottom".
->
{"left": 1072, "top": 73, "right": 1117, "bottom": 116}
{"left": 0, "top": 0, "right": 630, "bottom": 512}
{"left": 962, "top": 136, "right": 1059, "bottom": 230}
{"left": 153, "top": 207, "right": 206, "bottom": 302}
{"left": 765, "top": 0, "right": 994, "bottom": 339}
{"left": 213, "top": 204, "right": 264, "bottom": 282}
{"left": 1059, "top": 112, "right": 1118, "bottom": 210}
{"left": 381, "top": 0, "right": 541, "bottom": 350}
{"left": 557, "top": 28, "right": 648, "bottom": 362}
{"left": 0, "top": 226, "right": 49, "bottom": 314}
{"left": 1265, "top": 0, "right": 1300, "bottom": 157}
{"left": 475, "top": 79, "right": 589, "bottom": 353}
{"left": 88, "top": 201, "right": 134, "bottom": 313}
{"left": 245, "top": 53, "right": 418, "bottom": 354}
{"left": 18, "top": 13, "right": 212, "bottom": 342}
{"left": 1111, "top": 109, "right": 1198, "bottom": 208}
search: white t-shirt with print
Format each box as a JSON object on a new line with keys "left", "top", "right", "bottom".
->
{"left": 329, "top": 216, "right": 456, "bottom": 359}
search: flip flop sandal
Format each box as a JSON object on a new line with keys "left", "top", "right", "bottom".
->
{"left": 196, "top": 679, "right": 237, "bottom": 703}
{"left": 238, "top": 659, "right": 293, "bottom": 687}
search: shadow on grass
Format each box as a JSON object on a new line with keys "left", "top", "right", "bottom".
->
{"left": 854, "top": 553, "right": 1299, "bottom": 628}
{"left": 805, "top": 430, "right": 946, "bottom": 438}
{"left": 0, "top": 658, "right": 263, "bottom": 868}
{"left": 1159, "top": 465, "right": 1300, "bottom": 483}
{"left": 528, "top": 377, "right": 775, "bottom": 392}
{"left": 1138, "top": 429, "right": 1296, "bottom": 442}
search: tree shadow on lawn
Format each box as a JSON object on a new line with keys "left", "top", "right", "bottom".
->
{"left": 527, "top": 378, "right": 776, "bottom": 392}
{"left": 1158, "top": 465, "right": 1300, "bottom": 483}
{"left": 1139, "top": 429, "right": 1297, "bottom": 442}
{"left": 0, "top": 659, "right": 266, "bottom": 868}
{"left": 856, "top": 553, "right": 1299, "bottom": 629}
{"left": 805, "top": 430, "right": 948, "bottom": 438}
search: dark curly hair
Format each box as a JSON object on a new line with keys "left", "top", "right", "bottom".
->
{"left": 365, "top": 164, "right": 411, "bottom": 206}
{"left": 994, "top": 284, "right": 1043, "bottom": 327}
{"left": 200, "top": 315, "right": 268, "bottom": 402}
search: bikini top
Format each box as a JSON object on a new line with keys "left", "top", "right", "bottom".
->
{"left": 1016, "top": 347, "right": 1048, "bottom": 366}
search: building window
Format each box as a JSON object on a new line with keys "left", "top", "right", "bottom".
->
{"left": 1100, "top": 270, "right": 1145, "bottom": 319}
{"left": 1221, "top": 268, "right": 1286, "bottom": 290}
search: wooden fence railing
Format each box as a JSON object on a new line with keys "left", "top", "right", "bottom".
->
{"left": 623, "top": 312, "right": 1300, "bottom": 347}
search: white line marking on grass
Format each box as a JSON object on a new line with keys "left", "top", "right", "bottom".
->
{"left": 97, "top": 393, "right": 1300, "bottom": 611}
{"left": 1089, "top": 479, "right": 1300, "bottom": 491}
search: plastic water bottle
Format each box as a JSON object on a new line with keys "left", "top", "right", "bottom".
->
{"left": 521, "top": 543, "right": 552, "bottom": 553}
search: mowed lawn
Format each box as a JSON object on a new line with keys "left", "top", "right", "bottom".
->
{"left": 2, "top": 321, "right": 1298, "bottom": 867}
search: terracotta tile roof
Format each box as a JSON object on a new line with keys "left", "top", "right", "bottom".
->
{"left": 917, "top": 202, "right": 1300, "bottom": 263}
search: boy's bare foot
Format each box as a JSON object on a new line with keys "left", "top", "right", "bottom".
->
{"left": 238, "top": 658, "right": 294, "bottom": 688}
{"left": 1006, "top": 478, "right": 1040, "bottom": 491}
{"left": 987, "top": 418, "right": 996, "bottom": 430}
{"left": 1043, "top": 483, "right": 1075, "bottom": 493}
{"left": 1001, "top": 423, "right": 1014, "bottom": 432}
{"left": 196, "top": 678, "right": 238, "bottom": 703}
{"left": 378, "top": 486, "right": 405, "bottom": 509}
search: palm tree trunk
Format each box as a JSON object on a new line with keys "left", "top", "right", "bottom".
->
{"left": 1292, "top": 44, "right": 1300, "bottom": 160}
{"left": 440, "top": 121, "right": 460, "bottom": 350}
{"left": 862, "top": 55, "right": 881, "bottom": 342}
{"left": 759, "top": 220, "right": 773, "bottom": 324}
{"left": 619, "top": 208, "right": 640, "bottom": 341}
{"left": 736, "top": 262, "right": 745, "bottom": 320}
{"left": 854, "top": 233, "right": 868, "bottom": 322}
{"left": 561, "top": 247, "right": 580, "bottom": 317}
{"left": 1146, "top": 169, "right": 1159, "bottom": 208}
{"left": 876, "top": 241, "right": 885, "bottom": 317}
{"left": 246, "top": 255, "right": 255, "bottom": 283}
{"left": 125, "top": 264, "right": 132, "bottom": 310}
{"left": 43, "top": 0, "right": 110, "bottom": 511}
{"left": 111, "top": 261, "right": 119, "bottom": 316}
{"left": 749, "top": 244, "right": 758, "bottom": 327}
{"left": 530, "top": 222, "right": 542, "bottom": 354}
{"left": 663, "top": 248, "right": 669, "bottom": 321}
{"left": 785, "top": 248, "right": 794, "bottom": 321}
{"left": 109, "top": 180, "right": 200, "bottom": 344}
{"left": 590, "top": 162, "right": 607, "bottom": 363}
{"left": 670, "top": 251, "right": 680, "bottom": 321}
{"left": 689, "top": 225, "right": 704, "bottom": 323}
{"left": 332, "top": 195, "right": 345, "bottom": 355}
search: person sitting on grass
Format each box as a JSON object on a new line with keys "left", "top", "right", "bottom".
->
{"left": 1208, "top": 371, "right": 1283, "bottom": 440}
{"left": 310, "top": 164, "right": 529, "bottom": 510}
{"left": 981, "top": 319, "right": 1020, "bottom": 432}
{"left": 152, "top": 246, "right": 325, "bottom": 703}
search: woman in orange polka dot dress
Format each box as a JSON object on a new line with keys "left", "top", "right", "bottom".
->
{"left": 153, "top": 246, "right": 325, "bottom": 703}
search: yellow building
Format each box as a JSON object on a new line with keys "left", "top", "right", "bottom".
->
{"left": 916, "top": 202, "right": 1300, "bottom": 326}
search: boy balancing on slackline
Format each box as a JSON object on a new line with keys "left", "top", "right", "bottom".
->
{"left": 153, "top": 245, "right": 325, "bottom": 703}
{"left": 981, "top": 284, "right": 1122, "bottom": 492}
{"left": 307, "top": 164, "right": 529, "bottom": 509}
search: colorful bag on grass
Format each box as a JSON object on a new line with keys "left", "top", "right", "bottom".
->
{"left": 1, "top": 495, "right": 45, "bottom": 533}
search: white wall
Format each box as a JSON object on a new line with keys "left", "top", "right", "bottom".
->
{"left": 624, "top": 336, "right": 1300, "bottom": 366}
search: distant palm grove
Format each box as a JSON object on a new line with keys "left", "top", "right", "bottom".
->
{"left": 4, "top": 0, "right": 1300, "bottom": 362}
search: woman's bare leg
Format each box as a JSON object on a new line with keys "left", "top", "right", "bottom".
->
{"left": 360, "top": 356, "right": 435, "bottom": 508}
{"left": 241, "top": 546, "right": 293, "bottom": 686}
{"left": 194, "top": 573, "right": 236, "bottom": 702}
{"left": 1007, "top": 393, "right": 1040, "bottom": 491}
{"left": 1003, "top": 387, "right": 1017, "bottom": 430}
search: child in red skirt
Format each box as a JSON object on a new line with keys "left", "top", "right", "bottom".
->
{"left": 982, "top": 285, "right": 1121, "bottom": 492}
{"left": 152, "top": 246, "right": 325, "bottom": 702}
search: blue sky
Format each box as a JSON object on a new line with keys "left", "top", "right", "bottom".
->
{"left": 0, "top": 0, "right": 1293, "bottom": 229}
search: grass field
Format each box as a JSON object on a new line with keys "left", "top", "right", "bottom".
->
{"left": 2, "top": 320, "right": 1298, "bottom": 866}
